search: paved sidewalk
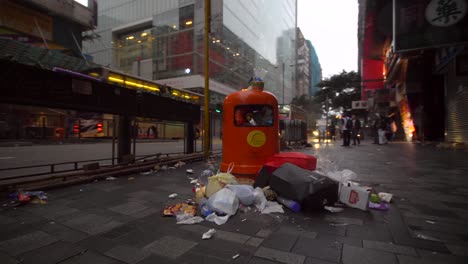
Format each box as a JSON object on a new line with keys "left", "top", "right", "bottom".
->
{"left": 1, "top": 140, "right": 468, "bottom": 264}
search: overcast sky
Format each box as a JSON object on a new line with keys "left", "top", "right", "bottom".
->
{"left": 298, "top": 0, "right": 359, "bottom": 79}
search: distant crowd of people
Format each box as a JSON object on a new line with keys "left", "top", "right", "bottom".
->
{"left": 317, "top": 112, "right": 398, "bottom": 146}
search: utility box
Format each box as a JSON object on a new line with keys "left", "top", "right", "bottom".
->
{"left": 220, "top": 80, "right": 280, "bottom": 179}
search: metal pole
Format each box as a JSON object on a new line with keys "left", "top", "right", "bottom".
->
{"left": 325, "top": 95, "right": 329, "bottom": 143}
{"left": 112, "top": 115, "right": 116, "bottom": 165}
{"left": 282, "top": 62, "right": 285, "bottom": 104}
{"left": 133, "top": 121, "right": 137, "bottom": 156}
{"left": 203, "top": 0, "right": 211, "bottom": 160}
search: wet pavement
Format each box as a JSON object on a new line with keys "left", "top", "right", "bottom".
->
{"left": 1, "top": 140, "right": 468, "bottom": 264}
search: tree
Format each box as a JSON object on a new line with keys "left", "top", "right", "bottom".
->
{"left": 314, "top": 70, "right": 361, "bottom": 113}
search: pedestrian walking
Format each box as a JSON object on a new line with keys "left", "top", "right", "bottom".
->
{"left": 351, "top": 115, "right": 361, "bottom": 145}
{"left": 341, "top": 114, "right": 352, "bottom": 146}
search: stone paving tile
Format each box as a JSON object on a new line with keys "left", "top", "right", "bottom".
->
{"left": 363, "top": 240, "right": 417, "bottom": 256}
{"left": 254, "top": 247, "right": 305, "bottom": 264}
{"left": 405, "top": 217, "right": 468, "bottom": 235}
{"left": 304, "top": 257, "right": 337, "bottom": 264}
{"left": 261, "top": 231, "right": 299, "bottom": 252}
{"left": 346, "top": 223, "right": 393, "bottom": 242}
{"left": 0, "top": 215, "right": 16, "bottom": 225}
{"left": 108, "top": 202, "right": 148, "bottom": 216}
{"left": 187, "top": 237, "right": 248, "bottom": 260}
{"left": 0, "top": 230, "right": 58, "bottom": 256}
{"left": 101, "top": 223, "right": 137, "bottom": 240}
{"left": 410, "top": 229, "right": 464, "bottom": 244}
{"left": 104, "top": 245, "right": 151, "bottom": 264}
{"left": 216, "top": 229, "right": 251, "bottom": 244}
{"left": 60, "top": 251, "right": 124, "bottom": 264}
{"left": 316, "top": 233, "right": 363, "bottom": 247}
{"left": 248, "top": 256, "right": 283, "bottom": 263}
{"left": 136, "top": 254, "right": 178, "bottom": 264}
{"left": 291, "top": 235, "right": 342, "bottom": 263}
{"left": 18, "top": 241, "right": 85, "bottom": 264}
{"left": 256, "top": 229, "right": 274, "bottom": 238}
{"left": 397, "top": 254, "right": 467, "bottom": 264}
{"left": 77, "top": 235, "right": 119, "bottom": 253}
{"left": 61, "top": 213, "right": 123, "bottom": 235}
{"left": 0, "top": 251, "right": 19, "bottom": 264}
{"left": 342, "top": 244, "right": 397, "bottom": 264}
{"left": 40, "top": 222, "right": 89, "bottom": 243}
{"left": 143, "top": 236, "right": 197, "bottom": 259}
{"left": 323, "top": 215, "right": 364, "bottom": 226}
{"left": 178, "top": 251, "right": 229, "bottom": 263}
{"left": 246, "top": 237, "right": 265, "bottom": 247}
{"left": 446, "top": 244, "right": 468, "bottom": 256}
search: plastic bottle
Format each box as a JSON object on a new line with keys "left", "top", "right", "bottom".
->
{"left": 198, "top": 197, "right": 213, "bottom": 217}
{"left": 277, "top": 196, "right": 301, "bottom": 213}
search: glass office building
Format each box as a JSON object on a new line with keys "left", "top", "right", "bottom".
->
{"left": 84, "top": 0, "right": 297, "bottom": 104}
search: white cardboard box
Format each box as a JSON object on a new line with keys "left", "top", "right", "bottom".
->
{"left": 339, "top": 182, "right": 371, "bottom": 211}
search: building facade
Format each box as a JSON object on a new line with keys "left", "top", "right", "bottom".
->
{"left": 296, "top": 28, "right": 310, "bottom": 98}
{"left": 306, "top": 40, "right": 322, "bottom": 96}
{"left": 358, "top": 0, "right": 468, "bottom": 144}
{"left": 0, "top": 0, "right": 98, "bottom": 139}
{"left": 83, "top": 0, "right": 297, "bottom": 105}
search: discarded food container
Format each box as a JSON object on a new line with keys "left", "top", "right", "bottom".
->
{"left": 339, "top": 182, "right": 371, "bottom": 211}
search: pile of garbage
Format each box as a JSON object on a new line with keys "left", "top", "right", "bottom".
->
{"left": 163, "top": 152, "right": 393, "bottom": 227}
{"left": 5, "top": 190, "right": 48, "bottom": 207}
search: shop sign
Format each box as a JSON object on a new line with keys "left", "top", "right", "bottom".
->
{"left": 394, "top": 0, "right": 468, "bottom": 52}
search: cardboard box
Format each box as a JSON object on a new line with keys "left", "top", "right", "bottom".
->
{"left": 339, "top": 182, "right": 371, "bottom": 211}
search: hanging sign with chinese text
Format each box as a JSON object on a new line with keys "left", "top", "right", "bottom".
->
{"left": 394, "top": 0, "right": 468, "bottom": 52}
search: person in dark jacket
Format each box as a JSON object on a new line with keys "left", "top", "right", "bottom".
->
{"left": 351, "top": 115, "right": 361, "bottom": 145}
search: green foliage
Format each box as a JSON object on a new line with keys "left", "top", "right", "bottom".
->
{"left": 314, "top": 70, "right": 361, "bottom": 111}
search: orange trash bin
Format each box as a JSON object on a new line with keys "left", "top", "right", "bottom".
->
{"left": 220, "top": 80, "right": 280, "bottom": 179}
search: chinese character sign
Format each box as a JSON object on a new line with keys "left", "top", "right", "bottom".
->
{"left": 352, "top": 101, "right": 368, "bottom": 109}
{"left": 426, "top": 0, "right": 467, "bottom": 27}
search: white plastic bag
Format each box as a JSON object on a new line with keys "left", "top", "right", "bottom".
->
{"left": 205, "top": 212, "right": 231, "bottom": 225}
{"left": 176, "top": 216, "right": 204, "bottom": 225}
{"left": 326, "top": 169, "right": 357, "bottom": 183}
{"left": 226, "top": 185, "right": 255, "bottom": 206}
{"left": 208, "top": 188, "right": 239, "bottom": 215}
{"left": 253, "top": 187, "right": 267, "bottom": 211}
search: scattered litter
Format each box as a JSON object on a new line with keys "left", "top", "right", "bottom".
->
{"left": 378, "top": 192, "right": 393, "bottom": 203}
{"left": 186, "top": 169, "right": 194, "bottom": 174}
{"left": 277, "top": 196, "right": 300, "bottom": 213}
{"left": 202, "top": 229, "right": 216, "bottom": 240}
{"left": 106, "top": 176, "right": 117, "bottom": 181}
{"left": 187, "top": 177, "right": 195, "bottom": 180}
{"left": 414, "top": 233, "right": 440, "bottom": 242}
{"left": 241, "top": 218, "right": 247, "bottom": 222}
{"left": 168, "top": 193, "right": 178, "bottom": 199}
{"left": 326, "top": 169, "right": 357, "bottom": 184}
{"left": 154, "top": 165, "right": 161, "bottom": 171}
{"left": 128, "top": 177, "right": 135, "bottom": 181}
{"left": 232, "top": 254, "right": 240, "bottom": 259}
{"left": 50, "top": 221, "right": 55, "bottom": 224}
{"left": 174, "top": 161, "right": 186, "bottom": 168}
{"left": 2, "top": 204, "right": 7, "bottom": 207}
{"left": 368, "top": 201, "right": 389, "bottom": 211}
{"left": 206, "top": 212, "right": 231, "bottom": 225}
{"left": 330, "top": 223, "right": 348, "bottom": 226}
{"left": 140, "top": 171, "right": 153, "bottom": 175}
{"left": 226, "top": 185, "right": 255, "bottom": 206}
{"left": 261, "top": 201, "right": 284, "bottom": 214}
{"left": 161, "top": 165, "right": 168, "bottom": 171}
{"left": 324, "top": 206, "right": 344, "bottom": 213}
{"left": 177, "top": 216, "right": 204, "bottom": 225}
{"left": 262, "top": 186, "right": 278, "bottom": 201}
{"left": 163, "top": 203, "right": 196, "bottom": 217}
{"left": 79, "top": 189, "right": 83, "bottom": 192}
{"left": 425, "top": 220, "right": 437, "bottom": 224}
{"left": 190, "top": 179, "right": 198, "bottom": 184}
{"left": 169, "top": 167, "right": 176, "bottom": 170}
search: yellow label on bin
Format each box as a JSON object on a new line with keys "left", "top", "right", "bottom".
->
{"left": 247, "top": 130, "right": 266, "bottom": 147}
